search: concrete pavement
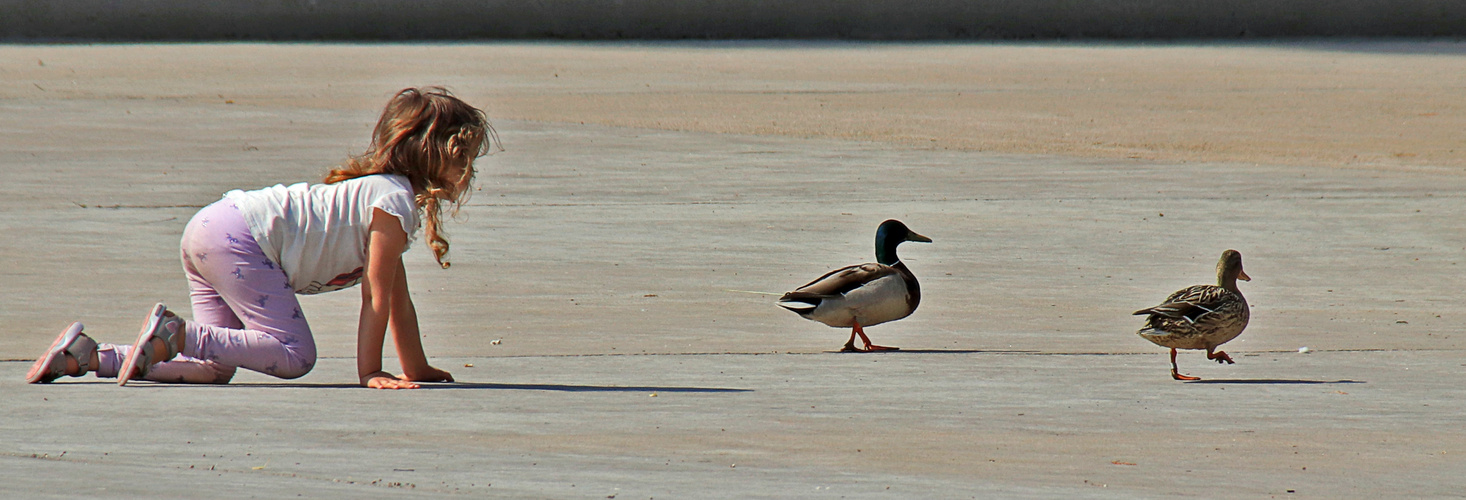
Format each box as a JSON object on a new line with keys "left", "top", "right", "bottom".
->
{"left": 2, "top": 42, "right": 1464, "bottom": 497}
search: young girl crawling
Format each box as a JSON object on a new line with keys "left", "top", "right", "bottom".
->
{"left": 26, "top": 87, "right": 496, "bottom": 389}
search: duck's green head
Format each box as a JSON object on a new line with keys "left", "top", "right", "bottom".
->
{"left": 875, "top": 219, "right": 932, "bottom": 265}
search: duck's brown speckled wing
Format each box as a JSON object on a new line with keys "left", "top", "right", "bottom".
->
{"left": 1134, "top": 284, "right": 1249, "bottom": 345}
{"left": 1135, "top": 285, "right": 1231, "bottom": 323}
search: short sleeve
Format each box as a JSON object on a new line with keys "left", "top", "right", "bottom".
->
{"left": 368, "top": 180, "right": 420, "bottom": 251}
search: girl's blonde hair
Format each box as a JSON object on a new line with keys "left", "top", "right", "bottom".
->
{"left": 325, "top": 87, "right": 497, "bottom": 268}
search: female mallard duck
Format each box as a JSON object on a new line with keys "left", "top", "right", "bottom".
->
{"left": 778, "top": 219, "right": 932, "bottom": 352}
{"left": 1134, "top": 249, "right": 1251, "bottom": 380}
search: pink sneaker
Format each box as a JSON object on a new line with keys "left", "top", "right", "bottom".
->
{"left": 117, "top": 304, "right": 186, "bottom": 386}
{"left": 25, "top": 322, "right": 97, "bottom": 384}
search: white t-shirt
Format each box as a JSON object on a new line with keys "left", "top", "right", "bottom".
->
{"left": 225, "top": 174, "right": 419, "bottom": 295}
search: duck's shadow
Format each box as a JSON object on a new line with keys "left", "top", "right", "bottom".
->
{"left": 1185, "top": 379, "right": 1365, "bottom": 385}
{"left": 821, "top": 349, "right": 1038, "bottom": 354}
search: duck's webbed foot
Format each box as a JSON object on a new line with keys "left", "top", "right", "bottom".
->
{"left": 839, "top": 341, "right": 897, "bottom": 352}
{"left": 1207, "top": 350, "right": 1235, "bottom": 364}
{"left": 854, "top": 322, "right": 899, "bottom": 352}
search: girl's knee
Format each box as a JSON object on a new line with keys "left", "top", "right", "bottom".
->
{"left": 263, "top": 333, "right": 316, "bottom": 379}
{"left": 208, "top": 365, "right": 237, "bottom": 384}
{"left": 272, "top": 353, "right": 316, "bottom": 380}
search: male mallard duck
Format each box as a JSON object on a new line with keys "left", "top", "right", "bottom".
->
{"left": 1134, "top": 249, "right": 1251, "bottom": 380}
{"left": 778, "top": 219, "right": 932, "bottom": 352}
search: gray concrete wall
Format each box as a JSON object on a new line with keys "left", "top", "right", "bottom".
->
{"left": 2, "top": 0, "right": 1464, "bottom": 40}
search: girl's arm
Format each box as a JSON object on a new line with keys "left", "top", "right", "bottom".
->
{"left": 389, "top": 259, "right": 454, "bottom": 382}
{"left": 357, "top": 208, "right": 419, "bottom": 389}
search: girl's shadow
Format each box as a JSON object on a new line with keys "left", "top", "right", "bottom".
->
{"left": 125, "top": 381, "right": 752, "bottom": 392}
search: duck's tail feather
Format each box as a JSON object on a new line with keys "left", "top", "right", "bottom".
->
{"left": 1136, "top": 327, "right": 1174, "bottom": 339}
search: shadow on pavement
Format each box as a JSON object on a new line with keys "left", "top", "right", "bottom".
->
{"left": 115, "top": 381, "right": 753, "bottom": 392}
{"left": 1185, "top": 379, "right": 1365, "bottom": 385}
{"left": 415, "top": 382, "right": 751, "bottom": 392}
{"left": 821, "top": 349, "right": 1041, "bottom": 354}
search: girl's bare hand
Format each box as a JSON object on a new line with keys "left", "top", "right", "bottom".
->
{"left": 362, "top": 371, "right": 421, "bottom": 389}
{"left": 402, "top": 366, "right": 454, "bottom": 383}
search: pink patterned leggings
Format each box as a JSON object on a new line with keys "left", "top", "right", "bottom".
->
{"left": 95, "top": 199, "right": 317, "bottom": 383}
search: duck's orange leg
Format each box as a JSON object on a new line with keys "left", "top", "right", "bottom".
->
{"left": 1171, "top": 348, "right": 1199, "bottom": 381}
{"left": 853, "top": 321, "right": 898, "bottom": 352}
{"left": 840, "top": 327, "right": 861, "bottom": 352}
{"left": 1207, "top": 349, "right": 1235, "bottom": 364}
